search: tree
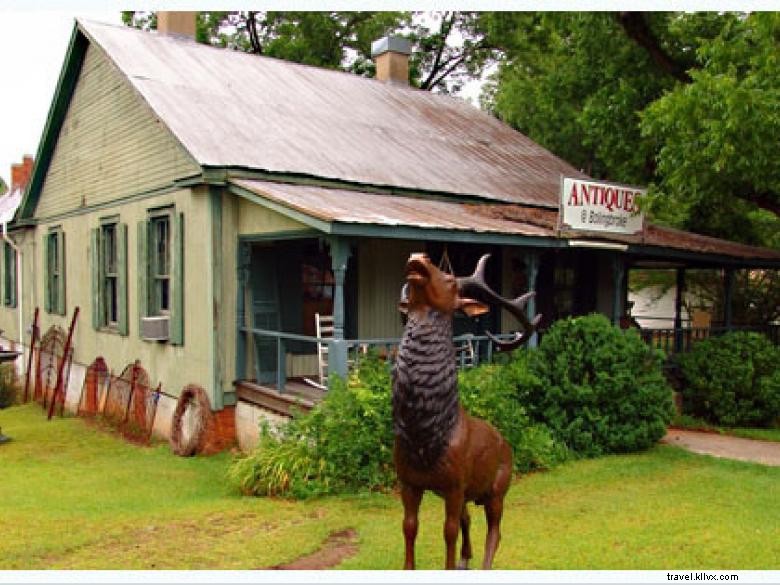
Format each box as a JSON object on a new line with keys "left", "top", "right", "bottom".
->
{"left": 483, "top": 12, "right": 779, "bottom": 247}
{"left": 641, "top": 13, "right": 780, "bottom": 239}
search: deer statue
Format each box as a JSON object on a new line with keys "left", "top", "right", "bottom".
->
{"left": 392, "top": 252, "right": 540, "bottom": 570}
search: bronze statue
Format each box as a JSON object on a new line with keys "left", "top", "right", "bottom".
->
{"left": 392, "top": 253, "right": 539, "bottom": 570}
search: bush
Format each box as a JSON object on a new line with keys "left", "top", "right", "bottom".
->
{"left": 0, "top": 364, "right": 19, "bottom": 409}
{"left": 458, "top": 356, "right": 568, "bottom": 472}
{"left": 230, "top": 351, "right": 566, "bottom": 499}
{"left": 524, "top": 314, "right": 675, "bottom": 457}
{"left": 229, "top": 354, "right": 395, "bottom": 498}
{"left": 677, "top": 331, "right": 780, "bottom": 428}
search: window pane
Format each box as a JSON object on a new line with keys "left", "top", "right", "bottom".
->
{"left": 155, "top": 218, "right": 170, "bottom": 277}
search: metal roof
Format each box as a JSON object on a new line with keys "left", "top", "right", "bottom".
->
{"left": 233, "top": 179, "right": 780, "bottom": 263}
{"left": 77, "top": 18, "right": 587, "bottom": 208}
{"left": 231, "top": 179, "right": 552, "bottom": 237}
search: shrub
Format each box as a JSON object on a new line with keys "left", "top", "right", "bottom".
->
{"left": 230, "top": 351, "right": 566, "bottom": 499}
{"left": 524, "top": 314, "right": 675, "bottom": 457}
{"left": 0, "top": 364, "right": 19, "bottom": 409}
{"left": 458, "top": 356, "right": 568, "bottom": 472}
{"left": 677, "top": 331, "right": 780, "bottom": 428}
{"left": 229, "top": 354, "right": 395, "bottom": 498}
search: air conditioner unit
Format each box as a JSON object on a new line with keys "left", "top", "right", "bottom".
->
{"left": 140, "top": 316, "right": 170, "bottom": 341}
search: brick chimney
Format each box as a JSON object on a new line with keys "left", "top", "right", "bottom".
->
{"left": 157, "top": 11, "right": 197, "bottom": 39}
{"left": 371, "top": 36, "right": 411, "bottom": 85}
{"left": 11, "top": 155, "right": 34, "bottom": 193}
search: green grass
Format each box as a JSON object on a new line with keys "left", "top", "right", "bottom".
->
{"left": 1, "top": 403, "right": 779, "bottom": 570}
{"left": 673, "top": 414, "right": 780, "bottom": 443}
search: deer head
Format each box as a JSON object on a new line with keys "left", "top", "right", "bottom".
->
{"left": 400, "top": 253, "right": 489, "bottom": 318}
{"left": 399, "top": 253, "right": 540, "bottom": 352}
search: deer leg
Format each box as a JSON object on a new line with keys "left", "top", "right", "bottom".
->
{"left": 457, "top": 503, "right": 473, "bottom": 570}
{"left": 443, "top": 491, "right": 464, "bottom": 570}
{"left": 400, "top": 484, "right": 423, "bottom": 570}
{"left": 482, "top": 495, "right": 504, "bottom": 570}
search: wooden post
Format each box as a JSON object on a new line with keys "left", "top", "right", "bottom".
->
{"left": 526, "top": 251, "right": 539, "bottom": 348}
{"left": 612, "top": 255, "right": 626, "bottom": 326}
{"left": 23, "top": 307, "right": 39, "bottom": 403}
{"left": 329, "top": 237, "right": 351, "bottom": 381}
{"left": 48, "top": 306, "right": 79, "bottom": 420}
{"left": 235, "top": 242, "right": 250, "bottom": 383}
{"left": 674, "top": 268, "right": 685, "bottom": 353}
{"left": 723, "top": 268, "right": 734, "bottom": 330}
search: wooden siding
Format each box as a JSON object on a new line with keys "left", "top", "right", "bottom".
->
{"left": 357, "top": 238, "right": 418, "bottom": 339}
{"left": 35, "top": 43, "right": 199, "bottom": 219}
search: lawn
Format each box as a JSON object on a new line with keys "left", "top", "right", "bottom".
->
{"left": 1, "top": 403, "right": 778, "bottom": 570}
{"left": 673, "top": 415, "right": 780, "bottom": 443}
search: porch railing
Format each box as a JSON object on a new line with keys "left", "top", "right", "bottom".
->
{"left": 237, "top": 326, "right": 517, "bottom": 392}
{"left": 639, "top": 323, "right": 779, "bottom": 355}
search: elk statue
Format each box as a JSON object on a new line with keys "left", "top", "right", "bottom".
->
{"left": 393, "top": 252, "right": 540, "bottom": 570}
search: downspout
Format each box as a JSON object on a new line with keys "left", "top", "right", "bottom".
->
{"left": 1, "top": 222, "right": 23, "bottom": 369}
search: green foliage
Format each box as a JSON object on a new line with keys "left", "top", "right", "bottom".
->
{"left": 640, "top": 12, "right": 780, "bottom": 242}
{"left": 677, "top": 331, "right": 780, "bottom": 427}
{"left": 230, "top": 351, "right": 569, "bottom": 499}
{"left": 229, "top": 355, "right": 395, "bottom": 499}
{"left": 0, "top": 364, "right": 19, "bottom": 409}
{"left": 524, "top": 314, "right": 675, "bottom": 457}
{"left": 458, "top": 356, "right": 569, "bottom": 472}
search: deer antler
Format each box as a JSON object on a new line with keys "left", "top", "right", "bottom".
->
{"left": 457, "top": 254, "right": 542, "bottom": 352}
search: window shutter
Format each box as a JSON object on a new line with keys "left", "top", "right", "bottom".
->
{"left": 9, "top": 245, "right": 16, "bottom": 308}
{"left": 57, "top": 231, "right": 66, "bottom": 315}
{"left": 137, "top": 220, "right": 148, "bottom": 335}
{"left": 90, "top": 228, "right": 101, "bottom": 329}
{"left": 170, "top": 212, "right": 184, "bottom": 346}
{"left": 43, "top": 234, "right": 51, "bottom": 313}
{"left": 117, "top": 223, "right": 129, "bottom": 336}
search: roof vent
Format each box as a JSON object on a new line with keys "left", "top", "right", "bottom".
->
{"left": 371, "top": 36, "right": 411, "bottom": 85}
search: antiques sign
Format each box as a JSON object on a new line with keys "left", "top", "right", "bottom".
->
{"left": 560, "top": 177, "right": 645, "bottom": 235}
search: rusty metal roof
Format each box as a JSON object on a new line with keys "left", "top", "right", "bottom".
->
{"left": 233, "top": 179, "right": 780, "bottom": 263}
{"left": 231, "top": 179, "right": 552, "bottom": 237}
{"left": 78, "top": 19, "right": 587, "bottom": 208}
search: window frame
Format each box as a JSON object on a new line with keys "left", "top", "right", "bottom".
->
{"left": 148, "top": 209, "right": 172, "bottom": 317}
{"left": 45, "top": 227, "right": 65, "bottom": 315}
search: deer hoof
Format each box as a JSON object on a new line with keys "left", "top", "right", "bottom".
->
{"left": 457, "top": 560, "right": 470, "bottom": 570}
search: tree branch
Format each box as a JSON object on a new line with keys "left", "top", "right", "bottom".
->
{"left": 247, "top": 11, "right": 262, "bottom": 54}
{"left": 616, "top": 12, "right": 692, "bottom": 83}
{"left": 420, "top": 11, "right": 456, "bottom": 90}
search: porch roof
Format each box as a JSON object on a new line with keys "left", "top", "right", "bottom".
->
{"left": 232, "top": 178, "right": 780, "bottom": 267}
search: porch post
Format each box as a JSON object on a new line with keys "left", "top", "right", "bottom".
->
{"left": 235, "top": 240, "right": 250, "bottom": 384}
{"left": 612, "top": 255, "right": 626, "bottom": 326}
{"left": 329, "top": 237, "right": 352, "bottom": 381}
{"left": 674, "top": 267, "right": 685, "bottom": 352}
{"left": 723, "top": 268, "right": 734, "bottom": 330}
{"left": 526, "top": 251, "right": 539, "bottom": 348}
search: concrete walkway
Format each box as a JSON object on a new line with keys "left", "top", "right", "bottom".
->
{"left": 662, "top": 428, "right": 780, "bottom": 467}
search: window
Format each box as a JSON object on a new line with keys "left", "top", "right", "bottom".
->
{"left": 91, "top": 220, "right": 128, "bottom": 334}
{"left": 45, "top": 228, "right": 65, "bottom": 315}
{"left": 150, "top": 214, "right": 171, "bottom": 315}
{"left": 138, "top": 207, "right": 184, "bottom": 345}
{"left": 3, "top": 242, "right": 16, "bottom": 308}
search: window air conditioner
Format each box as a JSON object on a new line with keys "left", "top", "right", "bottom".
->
{"left": 140, "top": 316, "right": 170, "bottom": 341}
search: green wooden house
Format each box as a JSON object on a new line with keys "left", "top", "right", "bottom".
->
{"left": 1, "top": 15, "right": 778, "bottom": 447}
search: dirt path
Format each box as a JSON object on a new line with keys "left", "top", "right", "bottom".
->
{"left": 269, "top": 528, "right": 358, "bottom": 570}
{"left": 662, "top": 429, "right": 780, "bottom": 466}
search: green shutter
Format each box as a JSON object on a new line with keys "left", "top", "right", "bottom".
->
{"left": 90, "top": 228, "right": 101, "bottom": 329}
{"left": 9, "top": 245, "right": 16, "bottom": 308}
{"left": 43, "top": 234, "right": 52, "bottom": 313}
{"left": 170, "top": 212, "right": 184, "bottom": 346}
{"left": 57, "top": 231, "right": 66, "bottom": 315}
{"left": 117, "top": 223, "right": 129, "bottom": 336}
{"left": 137, "top": 220, "right": 148, "bottom": 335}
